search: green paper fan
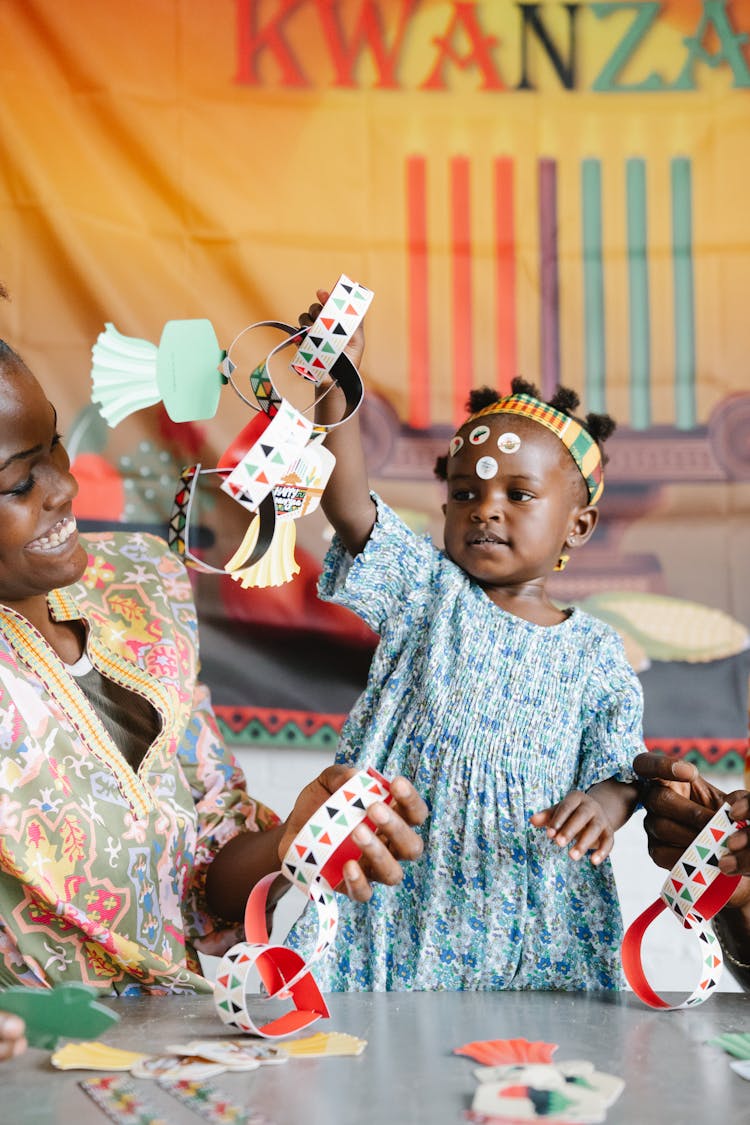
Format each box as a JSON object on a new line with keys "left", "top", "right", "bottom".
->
{"left": 91, "top": 319, "right": 226, "bottom": 427}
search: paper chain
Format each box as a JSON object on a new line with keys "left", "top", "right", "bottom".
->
{"left": 92, "top": 276, "right": 370, "bottom": 585}
{"left": 622, "top": 802, "right": 746, "bottom": 1009}
{"left": 213, "top": 768, "right": 392, "bottom": 1038}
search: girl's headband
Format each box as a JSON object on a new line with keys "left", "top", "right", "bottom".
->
{"left": 461, "top": 393, "right": 604, "bottom": 504}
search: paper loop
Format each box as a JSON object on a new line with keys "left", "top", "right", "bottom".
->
{"left": 213, "top": 768, "right": 392, "bottom": 1037}
{"left": 622, "top": 802, "right": 745, "bottom": 1009}
{"left": 167, "top": 463, "right": 276, "bottom": 574}
{"left": 221, "top": 319, "right": 364, "bottom": 431}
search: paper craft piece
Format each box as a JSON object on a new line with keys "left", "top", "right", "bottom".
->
{"left": 225, "top": 442, "right": 335, "bottom": 589}
{"left": 708, "top": 1031, "right": 750, "bottom": 1059}
{"left": 221, "top": 400, "right": 313, "bottom": 514}
{"left": 279, "top": 1032, "right": 367, "bottom": 1057}
{"left": 168, "top": 464, "right": 276, "bottom": 576}
{"left": 622, "top": 802, "right": 747, "bottom": 1009}
{"left": 470, "top": 1060, "right": 624, "bottom": 1124}
{"left": 0, "top": 981, "right": 119, "bottom": 1051}
{"left": 130, "top": 1054, "right": 227, "bottom": 1080}
{"left": 91, "top": 320, "right": 225, "bottom": 427}
{"left": 455, "top": 1039, "right": 558, "bottom": 1066}
{"left": 213, "top": 767, "right": 392, "bottom": 1038}
{"left": 79, "top": 1076, "right": 165, "bottom": 1125}
{"left": 730, "top": 1059, "right": 750, "bottom": 1081}
{"left": 166, "top": 1039, "right": 288, "bottom": 1067}
{"left": 289, "top": 275, "right": 373, "bottom": 384}
{"left": 52, "top": 1041, "right": 146, "bottom": 1071}
{"left": 159, "top": 1079, "right": 275, "bottom": 1125}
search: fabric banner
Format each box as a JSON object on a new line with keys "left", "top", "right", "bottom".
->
{"left": 1, "top": 0, "right": 749, "bottom": 770}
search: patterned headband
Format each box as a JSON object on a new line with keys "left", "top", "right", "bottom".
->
{"left": 463, "top": 393, "right": 604, "bottom": 504}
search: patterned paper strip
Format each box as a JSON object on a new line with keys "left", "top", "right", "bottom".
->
{"left": 79, "top": 1076, "right": 167, "bottom": 1125}
{"left": 290, "top": 275, "right": 373, "bottom": 383}
{"left": 622, "top": 802, "right": 746, "bottom": 1009}
{"left": 221, "top": 400, "right": 313, "bottom": 514}
{"left": 213, "top": 768, "right": 392, "bottom": 1037}
{"left": 158, "top": 1079, "right": 275, "bottom": 1125}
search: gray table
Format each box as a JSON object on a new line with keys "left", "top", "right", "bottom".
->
{"left": 3, "top": 991, "right": 749, "bottom": 1123}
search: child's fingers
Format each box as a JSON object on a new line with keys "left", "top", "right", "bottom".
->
{"left": 569, "top": 820, "right": 612, "bottom": 863}
{"left": 529, "top": 808, "right": 554, "bottom": 827}
{"left": 541, "top": 791, "right": 586, "bottom": 840}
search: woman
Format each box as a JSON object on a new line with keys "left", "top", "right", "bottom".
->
{"left": 0, "top": 337, "right": 426, "bottom": 1053}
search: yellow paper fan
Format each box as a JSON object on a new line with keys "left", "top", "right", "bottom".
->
{"left": 51, "top": 1040, "right": 147, "bottom": 1070}
{"left": 280, "top": 1032, "right": 367, "bottom": 1057}
{"left": 226, "top": 519, "right": 299, "bottom": 588}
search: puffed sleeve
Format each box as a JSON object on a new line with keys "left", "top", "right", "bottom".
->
{"left": 318, "top": 492, "right": 439, "bottom": 635}
{"left": 178, "top": 681, "right": 280, "bottom": 952}
{"left": 575, "top": 628, "right": 643, "bottom": 792}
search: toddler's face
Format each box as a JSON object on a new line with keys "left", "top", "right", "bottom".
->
{"left": 442, "top": 416, "right": 587, "bottom": 601}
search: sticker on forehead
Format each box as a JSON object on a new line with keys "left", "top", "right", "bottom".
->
{"left": 449, "top": 435, "right": 464, "bottom": 457}
{"left": 475, "top": 456, "right": 498, "bottom": 480}
{"left": 469, "top": 425, "right": 490, "bottom": 445}
{"left": 497, "top": 431, "right": 521, "bottom": 454}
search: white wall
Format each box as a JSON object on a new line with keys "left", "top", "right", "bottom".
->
{"left": 209, "top": 747, "right": 742, "bottom": 994}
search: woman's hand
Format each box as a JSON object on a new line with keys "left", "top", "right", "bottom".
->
{"left": 633, "top": 752, "right": 750, "bottom": 908}
{"left": 280, "top": 765, "right": 427, "bottom": 902}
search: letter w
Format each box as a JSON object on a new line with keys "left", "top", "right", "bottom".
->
{"left": 315, "top": 0, "right": 418, "bottom": 89}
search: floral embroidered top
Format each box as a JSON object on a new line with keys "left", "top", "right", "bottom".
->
{"left": 0, "top": 532, "right": 278, "bottom": 994}
{"left": 290, "top": 497, "right": 642, "bottom": 991}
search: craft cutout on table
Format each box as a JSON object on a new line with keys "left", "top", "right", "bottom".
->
{"left": 166, "top": 1039, "right": 288, "bottom": 1067}
{"left": 454, "top": 1038, "right": 558, "bottom": 1065}
{"left": 130, "top": 1053, "right": 227, "bottom": 1080}
{"left": 91, "top": 319, "right": 226, "bottom": 426}
{"left": 213, "top": 767, "right": 392, "bottom": 1038}
{"left": 0, "top": 981, "right": 119, "bottom": 1051}
{"left": 158, "top": 1078, "right": 276, "bottom": 1125}
{"left": 707, "top": 1030, "right": 750, "bottom": 1059}
{"left": 279, "top": 1032, "right": 367, "bottom": 1057}
{"left": 621, "top": 802, "right": 747, "bottom": 1009}
{"left": 80, "top": 1076, "right": 164, "bottom": 1125}
{"left": 51, "top": 1041, "right": 146, "bottom": 1071}
{"left": 469, "top": 1059, "right": 624, "bottom": 1123}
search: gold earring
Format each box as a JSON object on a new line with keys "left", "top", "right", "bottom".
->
{"left": 554, "top": 553, "right": 570, "bottom": 572}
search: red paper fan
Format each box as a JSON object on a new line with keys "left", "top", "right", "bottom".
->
{"left": 454, "top": 1037, "right": 558, "bottom": 1065}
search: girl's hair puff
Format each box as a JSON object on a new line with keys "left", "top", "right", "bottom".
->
{"left": 433, "top": 376, "right": 616, "bottom": 482}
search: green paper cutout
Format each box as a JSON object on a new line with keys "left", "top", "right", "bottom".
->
{"left": 0, "top": 982, "right": 119, "bottom": 1051}
{"left": 156, "top": 319, "right": 225, "bottom": 422}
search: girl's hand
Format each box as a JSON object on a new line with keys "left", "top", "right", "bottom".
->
{"left": 531, "top": 790, "right": 614, "bottom": 866}
{"left": 0, "top": 1013, "right": 27, "bottom": 1062}
{"left": 279, "top": 765, "right": 426, "bottom": 902}
{"left": 299, "top": 288, "right": 365, "bottom": 371}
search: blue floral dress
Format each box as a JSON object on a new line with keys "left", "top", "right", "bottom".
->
{"left": 289, "top": 497, "right": 642, "bottom": 991}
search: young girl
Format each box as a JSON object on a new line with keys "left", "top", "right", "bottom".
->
{"left": 288, "top": 291, "right": 642, "bottom": 991}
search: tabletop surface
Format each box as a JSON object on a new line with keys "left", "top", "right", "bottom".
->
{"left": 3, "top": 990, "right": 749, "bottom": 1124}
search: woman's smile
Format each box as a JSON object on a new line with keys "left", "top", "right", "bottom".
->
{"left": 26, "top": 514, "right": 78, "bottom": 553}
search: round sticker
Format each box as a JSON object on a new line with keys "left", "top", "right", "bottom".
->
{"left": 449, "top": 435, "right": 464, "bottom": 457}
{"left": 469, "top": 425, "right": 490, "bottom": 445}
{"left": 497, "top": 431, "right": 521, "bottom": 454}
{"left": 475, "top": 456, "right": 498, "bottom": 480}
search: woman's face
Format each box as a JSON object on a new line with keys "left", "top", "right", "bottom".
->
{"left": 0, "top": 360, "right": 87, "bottom": 607}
